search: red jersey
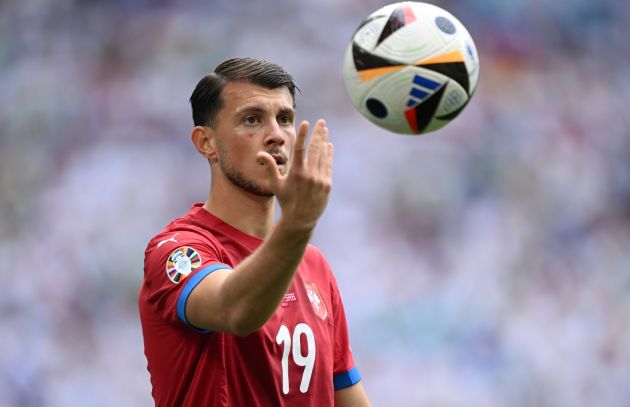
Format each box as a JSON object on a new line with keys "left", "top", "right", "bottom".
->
{"left": 139, "top": 203, "right": 361, "bottom": 406}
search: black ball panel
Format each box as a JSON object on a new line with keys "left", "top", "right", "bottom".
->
{"left": 366, "top": 98, "right": 388, "bottom": 118}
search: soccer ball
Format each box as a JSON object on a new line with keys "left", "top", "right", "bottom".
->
{"left": 342, "top": 1, "right": 480, "bottom": 135}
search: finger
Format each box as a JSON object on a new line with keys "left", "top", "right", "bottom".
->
{"left": 317, "top": 119, "right": 329, "bottom": 142}
{"left": 306, "top": 120, "right": 326, "bottom": 170}
{"left": 324, "top": 142, "right": 334, "bottom": 180}
{"left": 313, "top": 120, "right": 329, "bottom": 174}
{"left": 292, "top": 120, "right": 309, "bottom": 169}
{"left": 257, "top": 152, "right": 282, "bottom": 186}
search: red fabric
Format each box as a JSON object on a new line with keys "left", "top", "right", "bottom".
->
{"left": 139, "top": 203, "right": 357, "bottom": 406}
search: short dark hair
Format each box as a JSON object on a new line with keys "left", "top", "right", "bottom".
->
{"left": 189, "top": 57, "right": 299, "bottom": 127}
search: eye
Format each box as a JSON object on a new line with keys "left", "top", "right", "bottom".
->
{"left": 278, "top": 114, "right": 294, "bottom": 125}
{"left": 243, "top": 115, "right": 259, "bottom": 125}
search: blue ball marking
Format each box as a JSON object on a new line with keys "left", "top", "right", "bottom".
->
{"left": 467, "top": 44, "right": 475, "bottom": 61}
{"left": 435, "top": 16, "right": 456, "bottom": 34}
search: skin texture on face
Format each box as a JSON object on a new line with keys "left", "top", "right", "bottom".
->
{"left": 213, "top": 81, "right": 296, "bottom": 197}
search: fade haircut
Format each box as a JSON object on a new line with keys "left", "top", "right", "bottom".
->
{"left": 189, "top": 57, "right": 299, "bottom": 127}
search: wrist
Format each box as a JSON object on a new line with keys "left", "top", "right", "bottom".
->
{"left": 274, "top": 217, "right": 316, "bottom": 239}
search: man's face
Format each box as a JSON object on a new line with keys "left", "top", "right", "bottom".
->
{"left": 212, "top": 81, "right": 296, "bottom": 196}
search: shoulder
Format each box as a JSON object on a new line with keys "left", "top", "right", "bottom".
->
{"left": 147, "top": 222, "right": 219, "bottom": 250}
{"left": 301, "top": 244, "right": 337, "bottom": 284}
{"left": 147, "top": 207, "right": 225, "bottom": 248}
{"left": 144, "top": 221, "right": 227, "bottom": 271}
{"left": 304, "top": 243, "right": 326, "bottom": 259}
{"left": 303, "top": 244, "right": 330, "bottom": 267}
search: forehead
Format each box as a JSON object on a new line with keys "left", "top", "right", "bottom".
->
{"left": 221, "top": 81, "right": 294, "bottom": 112}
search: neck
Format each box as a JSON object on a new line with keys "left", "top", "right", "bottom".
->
{"left": 203, "top": 180, "right": 276, "bottom": 239}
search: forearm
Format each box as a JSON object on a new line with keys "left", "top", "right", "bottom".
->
{"left": 218, "top": 219, "right": 313, "bottom": 335}
{"left": 335, "top": 383, "right": 371, "bottom": 407}
{"left": 186, "top": 119, "right": 333, "bottom": 335}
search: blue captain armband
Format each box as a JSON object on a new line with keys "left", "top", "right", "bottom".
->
{"left": 333, "top": 366, "right": 362, "bottom": 390}
{"left": 176, "top": 263, "right": 232, "bottom": 332}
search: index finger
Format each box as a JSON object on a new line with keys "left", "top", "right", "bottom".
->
{"left": 292, "top": 120, "right": 309, "bottom": 168}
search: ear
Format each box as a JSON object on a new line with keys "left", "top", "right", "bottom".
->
{"left": 191, "top": 126, "right": 218, "bottom": 163}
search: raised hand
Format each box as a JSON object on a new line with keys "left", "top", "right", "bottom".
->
{"left": 257, "top": 119, "right": 333, "bottom": 231}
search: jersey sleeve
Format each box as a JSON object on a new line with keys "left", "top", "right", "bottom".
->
{"left": 142, "top": 229, "right": 232, "bottom": 332}
{"left": 326, "top": 261, "right": 363, "bottom": 390}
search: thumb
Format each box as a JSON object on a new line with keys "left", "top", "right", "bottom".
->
{"left": 257, "top": 151, "right": 282, "bottom": 183}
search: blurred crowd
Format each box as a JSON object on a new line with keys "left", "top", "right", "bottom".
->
{"left": 1, "top": 0, "right": 629, "bottom": 406}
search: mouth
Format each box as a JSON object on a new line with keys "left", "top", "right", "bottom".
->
{"left": 271, "top": 153, "right": 287, "bottom": 166}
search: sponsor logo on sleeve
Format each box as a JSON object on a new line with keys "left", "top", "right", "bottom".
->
{"left": 157, "top": 233, "right": 180, "bottom": 248}
{"left": 165, "top": 246, "right": 201, "bottom": 283}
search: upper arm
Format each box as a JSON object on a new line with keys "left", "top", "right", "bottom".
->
{"left": 142, "top": 229, "right": 232, "bottom": 331}
{"left": 184, "top": 266, "right": 234, "bottom": 331}
{"left": 335, "top": 382, "right": 371, "bottom": 407}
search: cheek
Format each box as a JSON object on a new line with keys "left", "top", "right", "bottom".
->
{"left": 227, "top": 134, "right": 261, "bottom": 169}
{"left": 230, "top": 131, "right": 256, "bottom": 151}
{"left": 234, "top": 129, "right": 259, "bottom": 150}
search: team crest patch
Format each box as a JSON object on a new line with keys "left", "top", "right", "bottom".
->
{"left": 305, "top": 282, "right": 327, "bottom": 320}
{"left": 166, "top": 246, "right": 202, "bottom": 283}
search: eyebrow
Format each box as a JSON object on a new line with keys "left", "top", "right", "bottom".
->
{"left": 235, "top": 106, "right": 295, "bottom": 117}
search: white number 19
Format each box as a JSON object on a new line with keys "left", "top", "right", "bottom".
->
{"left": 275, "top": 323, "right": 316, "bottom": 395}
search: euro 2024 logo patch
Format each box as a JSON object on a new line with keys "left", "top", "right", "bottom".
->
{"left": 305, "top": 281, "right": 327, "bottom": 320}
{"left": 166, "top": 246, "right": 201, "bottom": 283}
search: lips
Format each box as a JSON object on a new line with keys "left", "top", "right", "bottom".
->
{"left": 270, "top": 153, "right": 287, "bottom": 166}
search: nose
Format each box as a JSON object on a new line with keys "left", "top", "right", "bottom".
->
{"left": 263, "top": 120, "right": 286, "bottom": 147}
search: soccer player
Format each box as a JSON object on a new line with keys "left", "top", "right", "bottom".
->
{"left": 138, "top": 57, "right": 371, "bottom": 406}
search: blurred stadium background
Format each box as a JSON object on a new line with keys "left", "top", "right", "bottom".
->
{"left": 1, "top": 0, "right": 629, "bottom": 406}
